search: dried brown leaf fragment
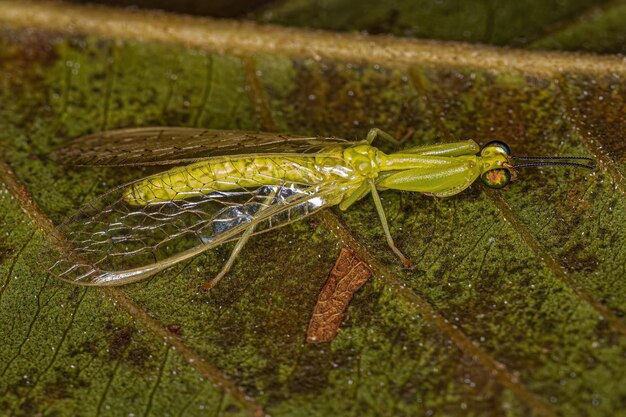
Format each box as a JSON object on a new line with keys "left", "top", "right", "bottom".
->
{"left": 306, "top": 247, "right": 372, "bottom": 344}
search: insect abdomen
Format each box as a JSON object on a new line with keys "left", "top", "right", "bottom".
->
{"left": 124, "top": 156, "right": 325, "bottom": 205}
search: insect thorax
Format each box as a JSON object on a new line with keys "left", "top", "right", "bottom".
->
{"left": 342, "top": 145, "right": 382, "bottom": 179}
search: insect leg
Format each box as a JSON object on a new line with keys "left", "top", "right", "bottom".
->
{"left": 365, "top": 128, "right": 402, "bottom": 145}
{"left": 201, "top": 223, "right": 256, "bottom": 290}
{"left": 338, "top": 181, "right": 370, "bottom": 211}
{"left": 366, "top": 129, "right": 478, "bottom": 157}
{"left": 201, "top": 186, "right": 279, "bottom": 290}
{"left": 376, "top": 161, "right": 480, "bottom": 197}
{"left": 397, "top": 140, "right": 479, "bottom": 156}
{"left": 368, "top": 181, "right": 412, "bottom": 267}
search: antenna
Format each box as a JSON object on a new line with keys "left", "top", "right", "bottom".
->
{"left": 510, "top": 155, "right": 595, "bottom": 170}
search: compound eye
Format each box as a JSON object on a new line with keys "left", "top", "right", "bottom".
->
{"left": 481, "top": 140, "right": 511, "bottom": 157}
{"left": 481, "top": 168, "right": 511, "bottom": 189}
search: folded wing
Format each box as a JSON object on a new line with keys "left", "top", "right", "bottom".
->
{"left": 53, "top": 127, "right": 353, "bottom": 166}
{"left": 47, "top": 173, "right": 355, "bottom": 286}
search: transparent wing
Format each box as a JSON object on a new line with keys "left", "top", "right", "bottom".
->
{"left": 53, "top": 127, "right": 353, "bottom": 166}
{"left": 47, "top": 172, "right": 356, "bottom": 286}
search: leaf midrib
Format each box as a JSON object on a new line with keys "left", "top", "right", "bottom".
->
{"left": 0, "top": 0, "right": 624, "bottom": 78}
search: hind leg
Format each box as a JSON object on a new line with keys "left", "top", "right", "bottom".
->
{"left": 201, "top": 225, "right": 255, "bottom": 290}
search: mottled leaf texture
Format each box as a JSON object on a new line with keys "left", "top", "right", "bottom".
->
{"left": 0, "top": 1, "right": 625, "bottom": 417}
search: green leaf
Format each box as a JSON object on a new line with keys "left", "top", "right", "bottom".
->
{"left": 0, "top": 2, "right": 624, "bottom": 417}
{"left": 257, "top": 0, "right": 626, "bottom": 53}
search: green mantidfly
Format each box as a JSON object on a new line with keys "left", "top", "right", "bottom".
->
{"left": 49, "top": 127, "right": 594, "bottom": 287}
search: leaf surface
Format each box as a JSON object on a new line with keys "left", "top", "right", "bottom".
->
{"left": 0, "top": 2, "right": 624, "bottom": 416}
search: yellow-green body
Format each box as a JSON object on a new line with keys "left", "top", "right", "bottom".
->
{"left": 52, "top": 127, "right": 592, "bottom": 287}
{"left": 125, "top": 147, "right": 347, "bottom": 205}
{"left": 125, "top": 138, "right": 504, "bottom": 210}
